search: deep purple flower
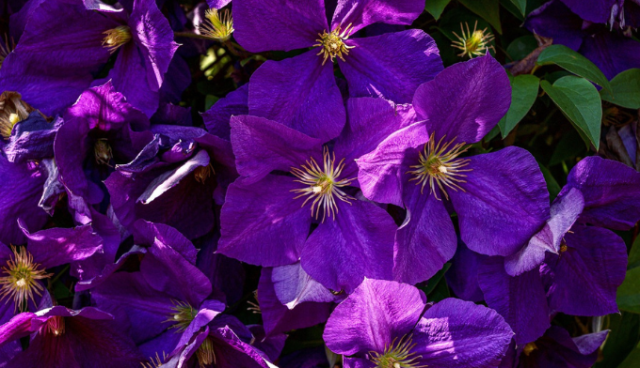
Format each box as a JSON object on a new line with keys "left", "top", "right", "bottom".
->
{"left": 0, "top": 0, "right": 179, "bottom": 116}
{"left": 233, "top": 0, "right": 442, "bottom": 140}
{"left": 104, "top": 124, "right": 235, "bottom": 239}
{"left": 0, "top": 223, "right": 102, "bottom": 325}
{"left": 92, "top": 232, "right": 226, "bottom": 361}
{"left": 525, "top": 0, "right": 640, "bottom": 79}
{"left": 218, "top": 98, "right": 405, "bottom": 293}
{"left": 54, "top": 81, "right": 153, "bottom": 212}
{"left": 357, "top": 55, "right": 549, "bottom": 284}
{"left": 323, "top": 279, "right": 513, "bottom": 368}
{"left": 0, "top": 306, "right": 143, "bottom": 368}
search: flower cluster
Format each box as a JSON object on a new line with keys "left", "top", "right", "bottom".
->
{"left": 0, "top": 0, "right": 639, "bottom": 367}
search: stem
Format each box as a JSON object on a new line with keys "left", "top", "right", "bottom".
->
{"left": 49, "top": 264, "right": 70, "bottom": 287}
{"left": 174, "top": 32, "right": 214, "bottom": 41}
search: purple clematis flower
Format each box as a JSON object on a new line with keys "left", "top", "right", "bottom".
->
{"left": 54, "top": 81, "right": 153, "bottom": 212}
{"left": 0, "top": 0, "right": 179, "bottom": 116}
{"left": 323, "top": 278, "right": 513, "bottom": 368}
{"left": 92, "top": 232, "right": 226, "bottom": 361}
{"left": 357, "top": 55, "right": 550, "bottom": 285}
{"left": 0, "top": 306, "right": 144, "bottom": 367}
{"left": 218, "top": 97, "right": 405, "bottom": 293}
{"left": 104, "top": 124, "right": 235, "bottom": 239}
{"left": 525, "top": 0, "right": 640, "bottom": 79}
{"left": 0, "top": 223, "right": 102, "bottom": 325}
{"left": 233, "top": 0, "right": 443, "bottom": 140}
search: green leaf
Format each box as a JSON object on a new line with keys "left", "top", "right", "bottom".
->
{"left": 499, "top": 74, "right": 539, "bottom": 137}
{"left": 619, "top": 346, "right": 640, "bottom": 368}
{"left": 548, "top": 129, "right": 586, "bottom": 166}
{"left": 618, "top": 267, "right": 640, "bottom": 314}
{"left": 595, "top": 313, "right": 640, "bottom": 368}
{"left": 205, "top": 95, "right": 219, "bottom": 111}
{"left": 537, "top": 45, "right": 612, "bottom": 91}
{"left": 509, "top": 0, "right": 526, "bottom": 15}
{"left": 506, "top": 35, "right": 538, "bottom": 61}
{"left": 601, "top": 69, "right": 640, "bottom": 109}
{"left": 425, "top": 0, "right": 452, "bottom": 20}
{"left": 458, "top": 0, "right": 502, "bottom": 34}
{"left": 421, "top": 263, "right": 452, "bottom": 295}
{"left": 537, "top": 162, "right": 561, "bottom": 199}
{"left": 629, "top": 236, "right": 640, "bottom": 270}
{"left": 540, "top": 76, "right": 603, "bottom": 150}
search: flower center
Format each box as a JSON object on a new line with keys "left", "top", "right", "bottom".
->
{"left": 313, "top": 24, "right": 355, "bottom": 65}
{"left": 0, "top": 91, "right": 35, "bottom": 139}
{"left": 102, "top": 26, "right": 132, "bottom": 53}
{"left": 142, "top": 352, "right": 168, "bottom": 368}
{"left": 0, "top": 35, "right": 15, "bottom": 70}
{"left": 0, "top": 246, "right": 52, "bottom": 312}
{"left": 194, "top": 163, "right": 215, "bottom": 184}
{"left": 407, "top": 133, "right": 471, "bottom": 200}
{"left": 196, "top": 337, "right": 217, "bottom": 368}
{"left": 44, "top": 315, "right": 65, "bottom": 337}
{"left": 451, "top": 21, "right": 495, "bottom": 58}
{"left": 94, "top": 138, "right": 113, "bottom": 166}
{"left": 370, "top": 335, "right": 426, "bottom": 368}
{"left": 164, "top": 300, "right": 197, "bottom": 332}
{"left": 523, "top": 342, "right": 538, "bottom": 356}
{"left": 291, "top": 147, "right": 355, "bottom": 222}
{"left": 200, "top": 9, "right": 234, "bottom": 42}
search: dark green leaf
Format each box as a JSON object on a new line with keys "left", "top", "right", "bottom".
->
{"left": 619, "top": 346, "right": 640, "bottom": 368}
{"left": 509, "top": 0, "right": 527, "bottom": 15}
{"left": 205, "top": 95, "right": 219, "bottom": 111}
{"left": 548, "top": 129, "right": 586, "bottom": 166}
{"left": 499, "top": 74, "right": 539, "bottom": 137}
{"left": 601, "top": 69, "right": 640, "bottom": 109}
{"left": 506, "top": 35, "right": 538, "bottom": 61}
{"left": 595, "top": 313, "right": 640, "bottom": 368}
{"left": 537, "top": 162, "right": 561, "bottom": 199}
{"left": 537, "top": 45, "right": 612, "bottom": 91}
{"left": 629, "top": 236, "right": 640, "bottom": 270}
{"left": 617, "top": 267, "right": 640, "bottom": 314}
{"left": 458, "top": 0, "right": 502, "bottom": 34}
{"left": 425, "top": 0, "right": 452, "bottom": 20}
{"left": 427, "top": 276, "right": 451, "bottom": 303}
{"left": 421, "top": 263, "right": 452, "bottom": 295}
{"left": 541, "top": 76, "right": 603, "bottom": 150}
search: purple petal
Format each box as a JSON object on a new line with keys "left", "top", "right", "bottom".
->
{"left": 445, "top": 241, "right": 485, "bottom": 302}
{"left": 413, "top": 298, "right": 513, "bottom": 368}
{"left": 196, "top": 233, "right": 246, "bottom": 305}
{"left": 3, "top": 112, "right": 60, "bottom": 164}
{"left": 566, "top": 156, "right": 640, "bottom": 230}
{"left": 560, "top": 0, "right": 616, "bottom": 24}
{"left": 133, "top": 220, "right": 199, "bottom": 264}
{"left": 271, "top": 263, "right": 337, "bottom": 309}
{"left": 340, "top": 30, "right": 442, "bottom": 103}
{"left": 544, "top": 224, "right": 627, "bottom": 316}
{"left": 478, "top": 257, "right": 550, "bottom": 346}
{"left": 22, "top": 223, "right": 102, "bottom": 268}
{"left": 579, "top": 30, "right": 640, "bottom": 80}
{"left": 393, "top": 181, "right": 457, "bottom": 285}
{"left": 323, "top": 279, "right": 426, "bottom": 355}
{"left": 0, "top": 312, "right": 36, "bottom": 346}
{"left": 301, "top": 200, "right": 396, "bottom": 293}
{"left": 248, "top": 51, "right": 346, "bottom": 141}
{"left": 230, "top": 115, "right": 323, "bottom": 185}
{"left": 202, "top": 84, "right": 249, "bottom": 141}
{"left": 331, "top": 0, "right": 423, "bottom": 32}
{"left": 505, "top": 187, "right": 584, "bottom": 276}
{"left": 523, "top": 326, "right": 607, "bottom": 368}
{"left": 207, "top": 0, "right": 231, "bottom": 9}
{"left": 357, "top": 121, "right": 430, "bottom": 207}
{"left": 218, "top": 175, "right": 310, "bottom": 267}
{"left": 209, "top": 325, "right": 272, "bottom": 368}
{"left": 233, "top": 0, "right": 326, "bottom": 52}
{"left": 450, "top": 147, "right": 550, "bottom": 257}
{"left": 413, "top": 55, "right": 511, "bottom": 145}
{"left": 524, "top": 0, "right": 585, "bottom": 51}
{"left": 258, "top": 268, "right": 333, "bottom": 336}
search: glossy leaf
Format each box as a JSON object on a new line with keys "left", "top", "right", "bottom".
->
{"left": 538, "top": 45, "right": 612, "bottom": 91}
{"left": 499, "top": 74, "right": 539, "bottom": 137}
{"left": 510, "top": 0, "right": 527, "bottom": 16}
{"left": 425, "top": 0, "right": 452, "bottom": 20}
{"left": 601, "top": 69, "right": 640, "bottom": 109}
{"left": 617, "top": 267, "right": 640, "bottom": 314}
{"left": 458, "top": 0, "right": 502, "bottom": 34}
{"left": 541, "top": 76, "right": 602, "bottom": 150}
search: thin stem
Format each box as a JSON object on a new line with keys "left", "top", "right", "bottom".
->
{"left": 174, "top": 32, "right": 214, "bottom": 41}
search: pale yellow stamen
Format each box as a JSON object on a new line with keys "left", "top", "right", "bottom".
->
{"left": 163, "top": 300, "right": 197, "bottom": 332}
{"left": 291, "top": 147, "right": 355, "bottom": 222}
{"left": 313, "top": 24, "right": 355, "bottom": 65}
{"left": 102, "top": 26, "right": 132, "bottom": 53}
{"left": 0, "top": 246, "right": 52, "bottom": 312}
{"left": 200, "top": 9, "right": 234, "bottom": 42}
{"left": 407, "top": 133, "right": 472, "bottom": 201}
{"left": 369, "top": 335, "right": 427, "bottom": 368}
{"left": 451, "top": 21, "right": 495, "bottom": 58}
{"left": 0, "top": 91, "right": 37, "bottom": 139}
{"left": 196, "top": 337, "right": 217, "bottom": 368}
{"left": 141, "top": 352, "right": 168, "bottom": 368}
{"left": 94, "top": 138, "right": 113, "bottom": 166}
{"left": 0, "top": 34, "right": 15, "bottom": 69}
{"left": 194, "top": 164, "right": 215, "bottom": 184}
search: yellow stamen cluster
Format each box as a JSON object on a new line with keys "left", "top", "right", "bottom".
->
{"left": 0, "top": 246, "right": 52, "bottom": 312}
{"left": 407, "top": 133, "right": 471, "bottom": 200}
{"left": 523, "top": 342, "right": 538, "bottom": 356}
{"left": 0, "top": 91, "right": 36, "bottom": 139}
{"left": 200, "top": 9, "right": 234, "bottom": 42}
{"left": 0, "top": 34, "right": 15, "bottom": 69}
{"left": 164, "top": 300, "right": 197, "bottom": 331}
{"left": 369, "top": 335, "right": 427, "bottom": 368}
{"left": 94, "top": 138, "right": 113, "bottom": 166}
{"left": 102, "top": 26, "right": 132, "bottom": 53}
{"left": 44, "top": 315, "right": 65, "bottom": 337}
{"left": 196, "top": 337, "right": 217, "bottom": 368}
{"left": 194, "top": 163, "right": 215, "bottom": 184}
{"left": 313, "top": 24, "right": 355, "bottom": 65}
{"left": 141, "top": 352, "right": 168, "bottom": 368}
{"left": 291, "top": 147, "right": 355, "bottom": 222}
{"left": 451, "top": 21, "right": 495, "bottom": 58}
{"left": 247, "top": 290, "right": 261, "bottom": 314}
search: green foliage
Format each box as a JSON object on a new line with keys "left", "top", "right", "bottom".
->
{"left": 537, "top": 45, "right": 612, "bottom": 91}
{"left": 425, "top": 0, "right": 452, "bottom": 20}
{"left": 499, "top": 74, "right": 539, "bottom": 137}
{"left": 541, "top": 76, "right": 603, "bottom": 149}
{"left": 509, "top": 0, "right": 527, "bottom": 16}
{"left": 457, "top": 0, "right": 502, "bottom": 34}
{"left": 601, "top": 69, "right": 640, "bottom": 109}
